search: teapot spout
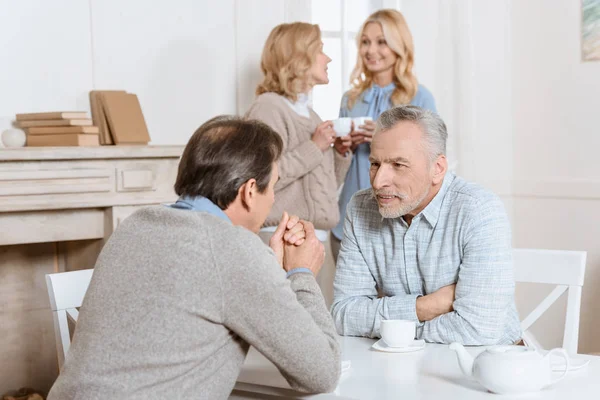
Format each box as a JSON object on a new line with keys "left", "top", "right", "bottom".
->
{"left": 449, "top": 342, "right": 474, "bottom": 377}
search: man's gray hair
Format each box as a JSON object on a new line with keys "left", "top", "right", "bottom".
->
{"left": 376, "top": 105, "right": 447, "bottom": 160}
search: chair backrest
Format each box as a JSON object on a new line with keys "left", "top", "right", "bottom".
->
{"left": 45, "top": 269, "right": 94, "bottom": 369}
{"left": 513, "top": 248, "right": 586, "bottom": 354}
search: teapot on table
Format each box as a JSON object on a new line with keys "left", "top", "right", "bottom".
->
{"left": 449, "top": 342, "right": 569, "bottom": 395}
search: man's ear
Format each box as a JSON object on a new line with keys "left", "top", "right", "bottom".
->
{"left": 239, "top": 178, "right": 258, "bottom": 212}
{"left": 432, "top": 155, "right": 448, "bottom": 185}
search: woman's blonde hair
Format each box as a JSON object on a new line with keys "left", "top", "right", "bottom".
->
{"left": 347, "top": 9, "right": 418, "bottom": 108}
{"left": 256, "top": 23, "right": 322, "bottom": 101}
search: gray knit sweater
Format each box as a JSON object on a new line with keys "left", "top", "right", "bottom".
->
{"left": 245, "top": 93, "right": 352, "bottom": 230}
{"left": 47, "top": 206, "right": 341, "bottom": 400}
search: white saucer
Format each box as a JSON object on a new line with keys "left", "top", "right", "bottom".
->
{"left": 372, "top": 339, "right": 426, "bottom": 353}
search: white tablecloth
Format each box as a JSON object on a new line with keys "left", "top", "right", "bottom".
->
{"left": 233, "top": 336, "right": 600, "bottom": 399}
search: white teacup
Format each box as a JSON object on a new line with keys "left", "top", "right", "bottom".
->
{"left": 332, "top": 118, "right": 352, "bottom": 137}
{"left": 380, "top": 319, "right": 416, "bottom": 347}
{"left": 352, "top": 116, "right": 373, "bottom": 133}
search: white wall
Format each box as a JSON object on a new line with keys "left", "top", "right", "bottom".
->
{"left": 0, "top": 0, "right": 239, "bottom": 145}
{"left": 235, "top": 0, "right": 285, "bottom": 114}
{"left": 510, "top": 0, "right": 600, "bottom": 354}
{"left": 0, "top": 1, "right": 94, "bottom": 135}
{"left": 90, "top": 0, "right": 237, "bottom": 145}
{"left": 235, "top": 0, "right": 312, "bottom": 114}
{"left": 400, "top": 0, "right": 515, "bottom": 177}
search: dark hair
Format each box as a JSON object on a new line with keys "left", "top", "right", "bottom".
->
{"left": 174, "top": 116, "right": 283, "bottom": 209}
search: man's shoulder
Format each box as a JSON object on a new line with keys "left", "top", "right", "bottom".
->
{"left": 132, "top": 206, "right": 271, "bottom": 256}
{"left": 446, "top": 175, "right": 506, "bottom": 215}
{"left": 192, "top": 213, "right": 279, "bottom": 274}
{"left": 347, "top": 189, "right": 381, "bottom": 222}
{"left": 209, "top": 219, "right": 273, "bottom": 258}
{"left": 349, "top": 188, "right": 377, "bottom": 209}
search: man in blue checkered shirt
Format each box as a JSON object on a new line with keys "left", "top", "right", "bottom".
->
{"left": 331, "top": 106, "right": 521, "bottom": 345}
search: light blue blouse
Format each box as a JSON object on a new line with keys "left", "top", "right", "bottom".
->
{"left": 331, "top": 83, "right": 437, "bottom": 240}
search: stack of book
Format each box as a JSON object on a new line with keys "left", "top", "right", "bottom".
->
{"left": 17, "top": 112, "right": 100, "bottom": 146}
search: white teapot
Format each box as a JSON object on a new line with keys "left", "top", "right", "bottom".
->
{"left": 449, "top": 342, "right": 569, "bottom": 395}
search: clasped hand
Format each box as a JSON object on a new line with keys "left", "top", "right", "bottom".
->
{"left": 269, "top": 211, "right": 324, "bottom": 276}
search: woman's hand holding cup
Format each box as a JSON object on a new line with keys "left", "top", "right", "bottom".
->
{"left": 327, "top": 118, "right": 351, "bottom": 155}
{"left": 350, "top": 117, "right": 375, "bottom": 152}
{"left": 333, "top": 134, "right": 352, "bottom": 155}
{"left": 312, "top": 121, "right": 336, "bottom": 151}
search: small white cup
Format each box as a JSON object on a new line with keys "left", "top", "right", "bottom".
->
{"left": 380, "top": 319, "right": 416, "bottom": 347}
{"left": 352, "top": 116, "right": 373, "bottom": 133}
{"left": 332, "top": 118, "right": 352, "bottom": 137}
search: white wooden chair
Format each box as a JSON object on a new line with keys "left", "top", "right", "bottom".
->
{"left": 45, "top": 268, "right": 94, "bottom": 369}
{"left": 514, "top": 248, "right": 587, "bottom": 354}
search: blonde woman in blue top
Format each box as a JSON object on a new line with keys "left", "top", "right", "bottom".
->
{"left": 331, "top": 9, "right": 437, "bottom": 259}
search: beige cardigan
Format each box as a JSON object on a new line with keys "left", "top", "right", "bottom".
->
{"left": 245, "top": 93, "right": 352, "bottom": 230}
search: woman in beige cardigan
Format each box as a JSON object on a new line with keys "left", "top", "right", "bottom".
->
{"left": 246, "top": 22, "right": 352, "bottom": 237}
{"left": 246, "top": 23, "right": 352, "bottom": 305}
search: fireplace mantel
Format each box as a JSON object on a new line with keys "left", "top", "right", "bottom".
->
{"left": 0, "top": 145, "right": 183, "bottom": 393}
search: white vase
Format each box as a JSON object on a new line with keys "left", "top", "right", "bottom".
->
{"left": 1, "top": 128, "right": 27, "bottom": 148}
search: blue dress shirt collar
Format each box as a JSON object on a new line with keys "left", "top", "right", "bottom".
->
{"left": 170, "top": 196, "right": 231, "bottom": 223}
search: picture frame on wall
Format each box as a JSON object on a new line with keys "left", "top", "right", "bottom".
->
{"left": 582, "top": 0, "right": 600, "bottom": 61}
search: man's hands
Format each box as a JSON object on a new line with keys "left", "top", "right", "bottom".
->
{"left": 269, "top": 212, "right": 324, "bottom": 276}
{"left": 416, "top": 284, "right": 456, "bottom": 322}
{"left": 282, "top": 221, "right": 324, "bottom": 276}
{"left": 269, "top": 212, "right": 306, "bottom": 266}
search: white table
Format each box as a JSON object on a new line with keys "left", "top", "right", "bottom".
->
{"left": 233, "top": 336, "right": 600, "bottom": 399}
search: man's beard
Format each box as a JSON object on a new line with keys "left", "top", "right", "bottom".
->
{"left": 371, "top": 187, "right": 430, "bottom": 219}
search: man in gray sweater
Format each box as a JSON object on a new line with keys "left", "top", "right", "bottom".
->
{"left": 48, "top": 116, "right": 341, "bottom": 399}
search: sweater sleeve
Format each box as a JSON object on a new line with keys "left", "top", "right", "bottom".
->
{"left": 217, "top": 232, "right": 341, "bottom": 394}
{"left": 333, "top": 150, "right": 352, "bottom": 188}
{"left": 332, "top": 92, "right": 353, "bottom": 187}
{"left": 246, "top": 100, "right": 324, "bottom": 191}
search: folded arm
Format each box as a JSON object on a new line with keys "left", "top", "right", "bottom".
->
{"left": 333, "top": 151, "right": 352, "bottom": 187}
{"left": 421, "top": 197, "right": 516, "bottom": 345}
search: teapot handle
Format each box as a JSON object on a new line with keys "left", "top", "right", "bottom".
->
{"left": 548, "top": 348, "right": 570, "bottom": 385}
